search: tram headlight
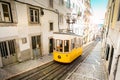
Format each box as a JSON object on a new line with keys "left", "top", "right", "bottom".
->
{"left": 58, "top": 55, "right": 61, "bottom": 59}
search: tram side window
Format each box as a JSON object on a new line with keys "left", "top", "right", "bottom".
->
{"left": 56, "top": 40, "right": 63, "bottom": 52}
{"left": 64, "top": 40, "right": 69, "bottom": 52}
{"left": 76, "top": 38, "right": 79, "bottom": 48}
{"left": 71, "top": 39, "right": 75, "bottom": 49}
{"left": 79, "top": 38, "right": 82, "bottom": 47}
{"left": 74, "top": 38, "right": 77, "bottom": 48}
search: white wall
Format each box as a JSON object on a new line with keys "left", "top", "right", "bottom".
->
{"left": 15, "top": 1, "right": 59, "bottom": 55}
{"left": 16, "top": 2, "right": 42, "bottom": 51}
{"left": 0, "top": 27, "right": 18, "bottom": 39}
{"left": 106, "top": 21, "right": 120, "bottom": 80}
{"left": 0, "top": 0, "right": 77, "bottom": 66}
{"left": 15, "top": 0, "right": 69, "bottom": 54}
{"left": 0, "top": 0, "right": 59, "bottom": 66}
{"left": 41, "top": 10, "right": 58, "bottom": 54}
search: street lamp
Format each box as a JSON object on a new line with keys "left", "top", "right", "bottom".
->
{"left": 66, "top": 14, "right": 76, "bottom": 32}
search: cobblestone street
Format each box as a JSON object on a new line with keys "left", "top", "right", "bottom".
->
{"left": 66, "top": 42, "right": 107, "bottom": 80}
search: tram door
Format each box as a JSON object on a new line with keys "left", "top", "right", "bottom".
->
{"left": 0, "top": 39, "right": 17, "bottom": 66}
{"left": 49, "top": 38, "right": 54, "bottom": 53}
{"left": 31, "top": 35, "right": 42, "bottom": 58}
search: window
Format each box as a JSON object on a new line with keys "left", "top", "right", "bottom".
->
{"left": 56, "top": 40, "right": 63, "bottom": 52}
{"left": 79, "top": 38, "right": 83, "bottom": 47}
{"left": 59, "top": 0, "right": 64, "bottom": 5}
{"left": 66, "top": 0, "right": 71, "bottom": 8}
{"left": 0, "top": 39, "right": 16, "bottom": 58}
{"left": 0, "top": 41, "right": 8, "bottom": 57}
{"left": 64, "top": 40, "right": 69, "bottom": 52}
{"left": 74, "top": 38, "right": 77, "bottom": 47}
{"left": 50, "top": 22, "right": 53, "bottom": 31}
{"left": 0, "top": 2, "right": 12, "bottom": 22}
{"left": 71, "top": 39, "right": 75, "bottom": 49}
{"left": 29, "top": 8, "right": 39, "bottom": 23}
{"left": 31, "top": 35, "right": 41, "bottom": 49}
{"left": 8, "top": 40, "right": 16, "bottom": 55}
{"left": 49, "top": 0, "right": 53, "bottom": 8}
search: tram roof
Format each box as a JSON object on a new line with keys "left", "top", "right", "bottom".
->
{"left": 53, "top": 32, "right": 83, "bottom": 40}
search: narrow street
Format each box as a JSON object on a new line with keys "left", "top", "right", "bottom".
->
{"left": 0, "top": 0, "right": 120, "bottom": 80}
{"left": 0, "top": 41, "right": 107, "bottom": 80}
{"left": 66, "top": 41, "right": 107, "bottom": 80}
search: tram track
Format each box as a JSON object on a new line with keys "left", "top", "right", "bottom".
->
{"left": 21, "top": 63, "right": 62, "bottom": 80}
{"left": 7, "top": 41, "right": 98, "bottom": 80}
{"left": 40, "top": 41, "right": 97, "bottom": 80}
{"left": 56, "top": 41, "right": 98, "bottom": 80}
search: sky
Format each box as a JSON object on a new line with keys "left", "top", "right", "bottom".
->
{"left": 90, "top": 0, "right": 108, "bottom": 24}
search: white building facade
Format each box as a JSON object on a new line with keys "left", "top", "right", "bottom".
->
{"left": 0, "top": 0, "right": 91, "bottom": 67}
{"left": 0, "top": 0, "right": 72, "bottom": 67}
{"left": 102, "top": 0, "right": 120, "bottom": 80}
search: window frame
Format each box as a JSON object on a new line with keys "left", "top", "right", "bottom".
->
{"left": 0, "top": 1, "right": 12, "bottom": 23}
{"left": 66, "top": 0, "right": 71, "bottom": 8}
{"left": 56, "top": 39, "right": 63, "bottom": 52}
{"left": 49, "top": 22, "right": 53, "bottom": 31}
{"left": 0, "top": 39, "right": 16, "bottom": 58}
{"left": 59, "top": 0, "right": 64, "bottom": 6}
{"left": 31, "top": 35, "right": 41, "bottom": 49}
{"left": 71, "top": 39, "right": 75, "bottom": 49}
{"left": 64, "top": 40, "right": 69, "bottom": 52}
{"left": 29, "top": 7, "right": 39, "bottom": 24}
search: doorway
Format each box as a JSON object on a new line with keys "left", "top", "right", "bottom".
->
{"left": 108, "top": 46, "right": 114, "bottom": 74}
{"left": 106, "top": 44, "right": 110, "bottom": 60}
{"left": 49, "top": 38, "right": 54, "bottom": 53}
{"left": 31, "top": 35, "right": 42, "bottom": 59}
{"left": 0, "top": 39, "right": 17, "bottom": 66}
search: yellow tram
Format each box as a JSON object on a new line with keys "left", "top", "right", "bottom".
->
{"left": 53, "top": 32, "right": 83, "bottom": 63}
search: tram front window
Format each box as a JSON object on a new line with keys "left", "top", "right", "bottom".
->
{"left": 64, "top": 40, "right": 69, "bottom": 52}
{"left": 56, "top": 40, "right": 63, "bottom": 52}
